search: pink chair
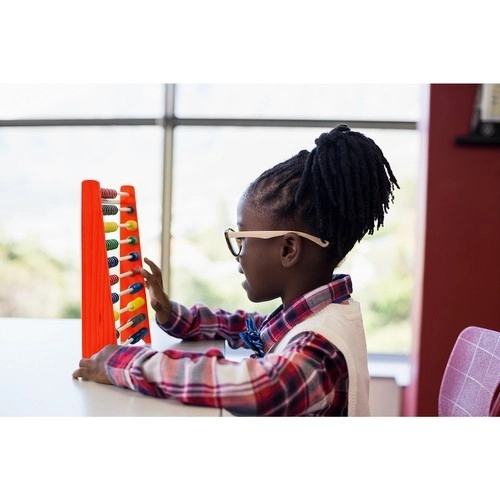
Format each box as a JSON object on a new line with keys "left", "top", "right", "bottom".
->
{"left": 439, "top": 325, "right": 500, "bottom": 416}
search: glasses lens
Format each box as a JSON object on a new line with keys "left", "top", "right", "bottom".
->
{"left": 225, "top": 229, "right": 240, "bottom": 256}
{"left": 230, "top": 238, "right": 240, "bottom": 256}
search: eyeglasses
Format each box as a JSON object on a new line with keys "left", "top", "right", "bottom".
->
{"left": 224, "top": 228, "right": 329, "bottom": 257}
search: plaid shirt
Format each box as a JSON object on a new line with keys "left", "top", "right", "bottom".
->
{"left": 106, "top": 275, "right": 353, "bottom": 416}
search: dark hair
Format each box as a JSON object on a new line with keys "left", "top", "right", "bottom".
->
{"left": 244, "top": 124, "right": 399, "bottom": 265}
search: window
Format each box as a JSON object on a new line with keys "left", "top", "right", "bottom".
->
{"left": 170, "top": 84, "right": 421, "bottom": 354}
{"left": 0, "top": 85, "right": 164, "bottom": 317}
{"left": 0, "top": 84, "right": 422, "bottom": 354}
{"left": 175, "top": 84, "right": 421, "bottom": 121}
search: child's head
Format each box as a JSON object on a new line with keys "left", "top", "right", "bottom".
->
{"left": 242, "top": 124, "right": 399, "bottom": 268}
{"left": 227, "top": 124, "right": 399, "bottom": 306}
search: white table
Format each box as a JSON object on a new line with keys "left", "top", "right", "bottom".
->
{"left": 0, "top": 318, "right": 225, "bottom": 416}
{"left": 0, "top": 318, "right": 411, "bottom": 417}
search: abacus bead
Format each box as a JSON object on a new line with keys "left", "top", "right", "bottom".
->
{"left": 102, "top": 205, "right": 119, "bottom": 216}
{"left": 127, "top": 297, "right": 145, "bottom": 311}
{"left": 129, "top": 282, "right": 143, "bottom": 293}
{"left": 106, "top": 239, "right": 119, "bottom": 251}
{"left": 104, "top": 222, "right": 119, "bottom": 233}
{"left": 128, "top": 252, "right": 140, "bottom": 262}
{"left": 107, "top": 256, "right": 119, "bottom": 268}
{"left": 124, "top": 220, "right": 138, "bottom": 231}
{"left": 100, "top": 188, "right": 117, "bottom": 199}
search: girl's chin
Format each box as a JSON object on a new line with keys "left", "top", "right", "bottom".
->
{"left": 242, "top": 280, "right": 275, "bottom": 304}
{"left": 241, "top": 279, "right": 251, "bottom": 296}
{"left": 241, "top": 280, "right": 257, "bottom": 302}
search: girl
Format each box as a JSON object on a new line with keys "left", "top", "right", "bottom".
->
{"left": 73, "top": 124, "right": 399, "bottom": 416}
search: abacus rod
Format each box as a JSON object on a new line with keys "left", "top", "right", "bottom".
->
{"left": 117, "top": 253, "right": 140, "bottom": 262}
{"left": 121, "top": 327, "right": 149, "bottom": 346}
{"left": 118, "top": 271, "right": 134, "bottom": 278}
{"left": 103, "top": 192, "right": 130, "bottom": 198}
{"left": 116, "top": 313, "right": 147, "bottom": 334}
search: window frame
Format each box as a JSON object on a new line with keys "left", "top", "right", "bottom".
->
{"left": 0, "top": 84, "right": 419, "bottom": 356}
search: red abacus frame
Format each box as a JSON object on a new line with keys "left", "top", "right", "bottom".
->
{"left": 81, "top": 180, "right": 151, "bottom": 358}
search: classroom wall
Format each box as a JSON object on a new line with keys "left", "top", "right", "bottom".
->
{"left": 404, "top": 84, "right": 500, "bottom": 416}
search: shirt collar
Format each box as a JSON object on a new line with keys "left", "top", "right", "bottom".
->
{"left": 260, "top": 274, "right": 352, "bottom": 353}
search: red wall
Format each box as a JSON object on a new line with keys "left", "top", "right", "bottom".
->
{"left": 404, "top": 84, "right": 500, "bottom": 416}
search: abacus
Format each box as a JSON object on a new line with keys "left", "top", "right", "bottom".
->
{"left": 81, "top": 180, "right": 151, "bottom": 359}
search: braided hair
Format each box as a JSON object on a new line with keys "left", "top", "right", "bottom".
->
{"left": 243, "top": 124, "right": 399, "bottom": 265}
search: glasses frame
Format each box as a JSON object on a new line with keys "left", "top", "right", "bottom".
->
{"left": 224, "top": 228, "right": 329, "bottom": 257}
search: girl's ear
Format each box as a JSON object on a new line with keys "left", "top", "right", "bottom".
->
{"left": 280, "top": 233, "right": 302, "bottom": 268}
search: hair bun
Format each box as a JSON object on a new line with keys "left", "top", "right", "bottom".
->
{"left": 314, "top": 124, "right": 351, "bottom": 148}
{"left": 333, "top": 124, "right": 351, "bottom": 133}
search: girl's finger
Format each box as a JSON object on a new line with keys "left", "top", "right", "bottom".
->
{"left": 133, "top": 266, "right": 153, "bottom": 280}
{"left": 144, "top": 258, "right": 163, "bottom": 279}
{"left": 72, "top": 367, "right": 88, "bottom": 379}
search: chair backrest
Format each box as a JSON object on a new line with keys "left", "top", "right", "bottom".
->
{"left": 439, "top": 325, "right": 500, "bottom": 416}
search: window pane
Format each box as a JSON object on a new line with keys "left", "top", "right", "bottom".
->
{"left": 175, "top": 84, "right": 422, "bottom": 121}
{"left": 0, "top": 84, "right": 164, "bottom": 119}
{"left": 0, "top": 127, "right": 163, "bottom": 318}
{"left": 170, "top": 126, "right": 418, "bottom": 354}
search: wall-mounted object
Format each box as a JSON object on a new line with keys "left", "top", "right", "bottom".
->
{"left": 456, "top": 84, "right": 500, "bottom": 145}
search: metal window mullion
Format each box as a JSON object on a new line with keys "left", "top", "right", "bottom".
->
{"left": 0, "top": 118, "right": 160, "bottom": 127}
{"left": 160, "top": 84, "right": 176, "bottom": 294}
{"left": 171, "top": 118, "right": 417, "bottom": 130}
{"left": 0, "top": 118, "right": 416, "bottom": 130}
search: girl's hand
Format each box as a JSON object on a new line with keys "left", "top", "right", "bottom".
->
{"left": 72, "top": 344, "right": 121, "bottom": 383}
{"left": 134, "top": 257, "right": 172, "bottom": 324}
